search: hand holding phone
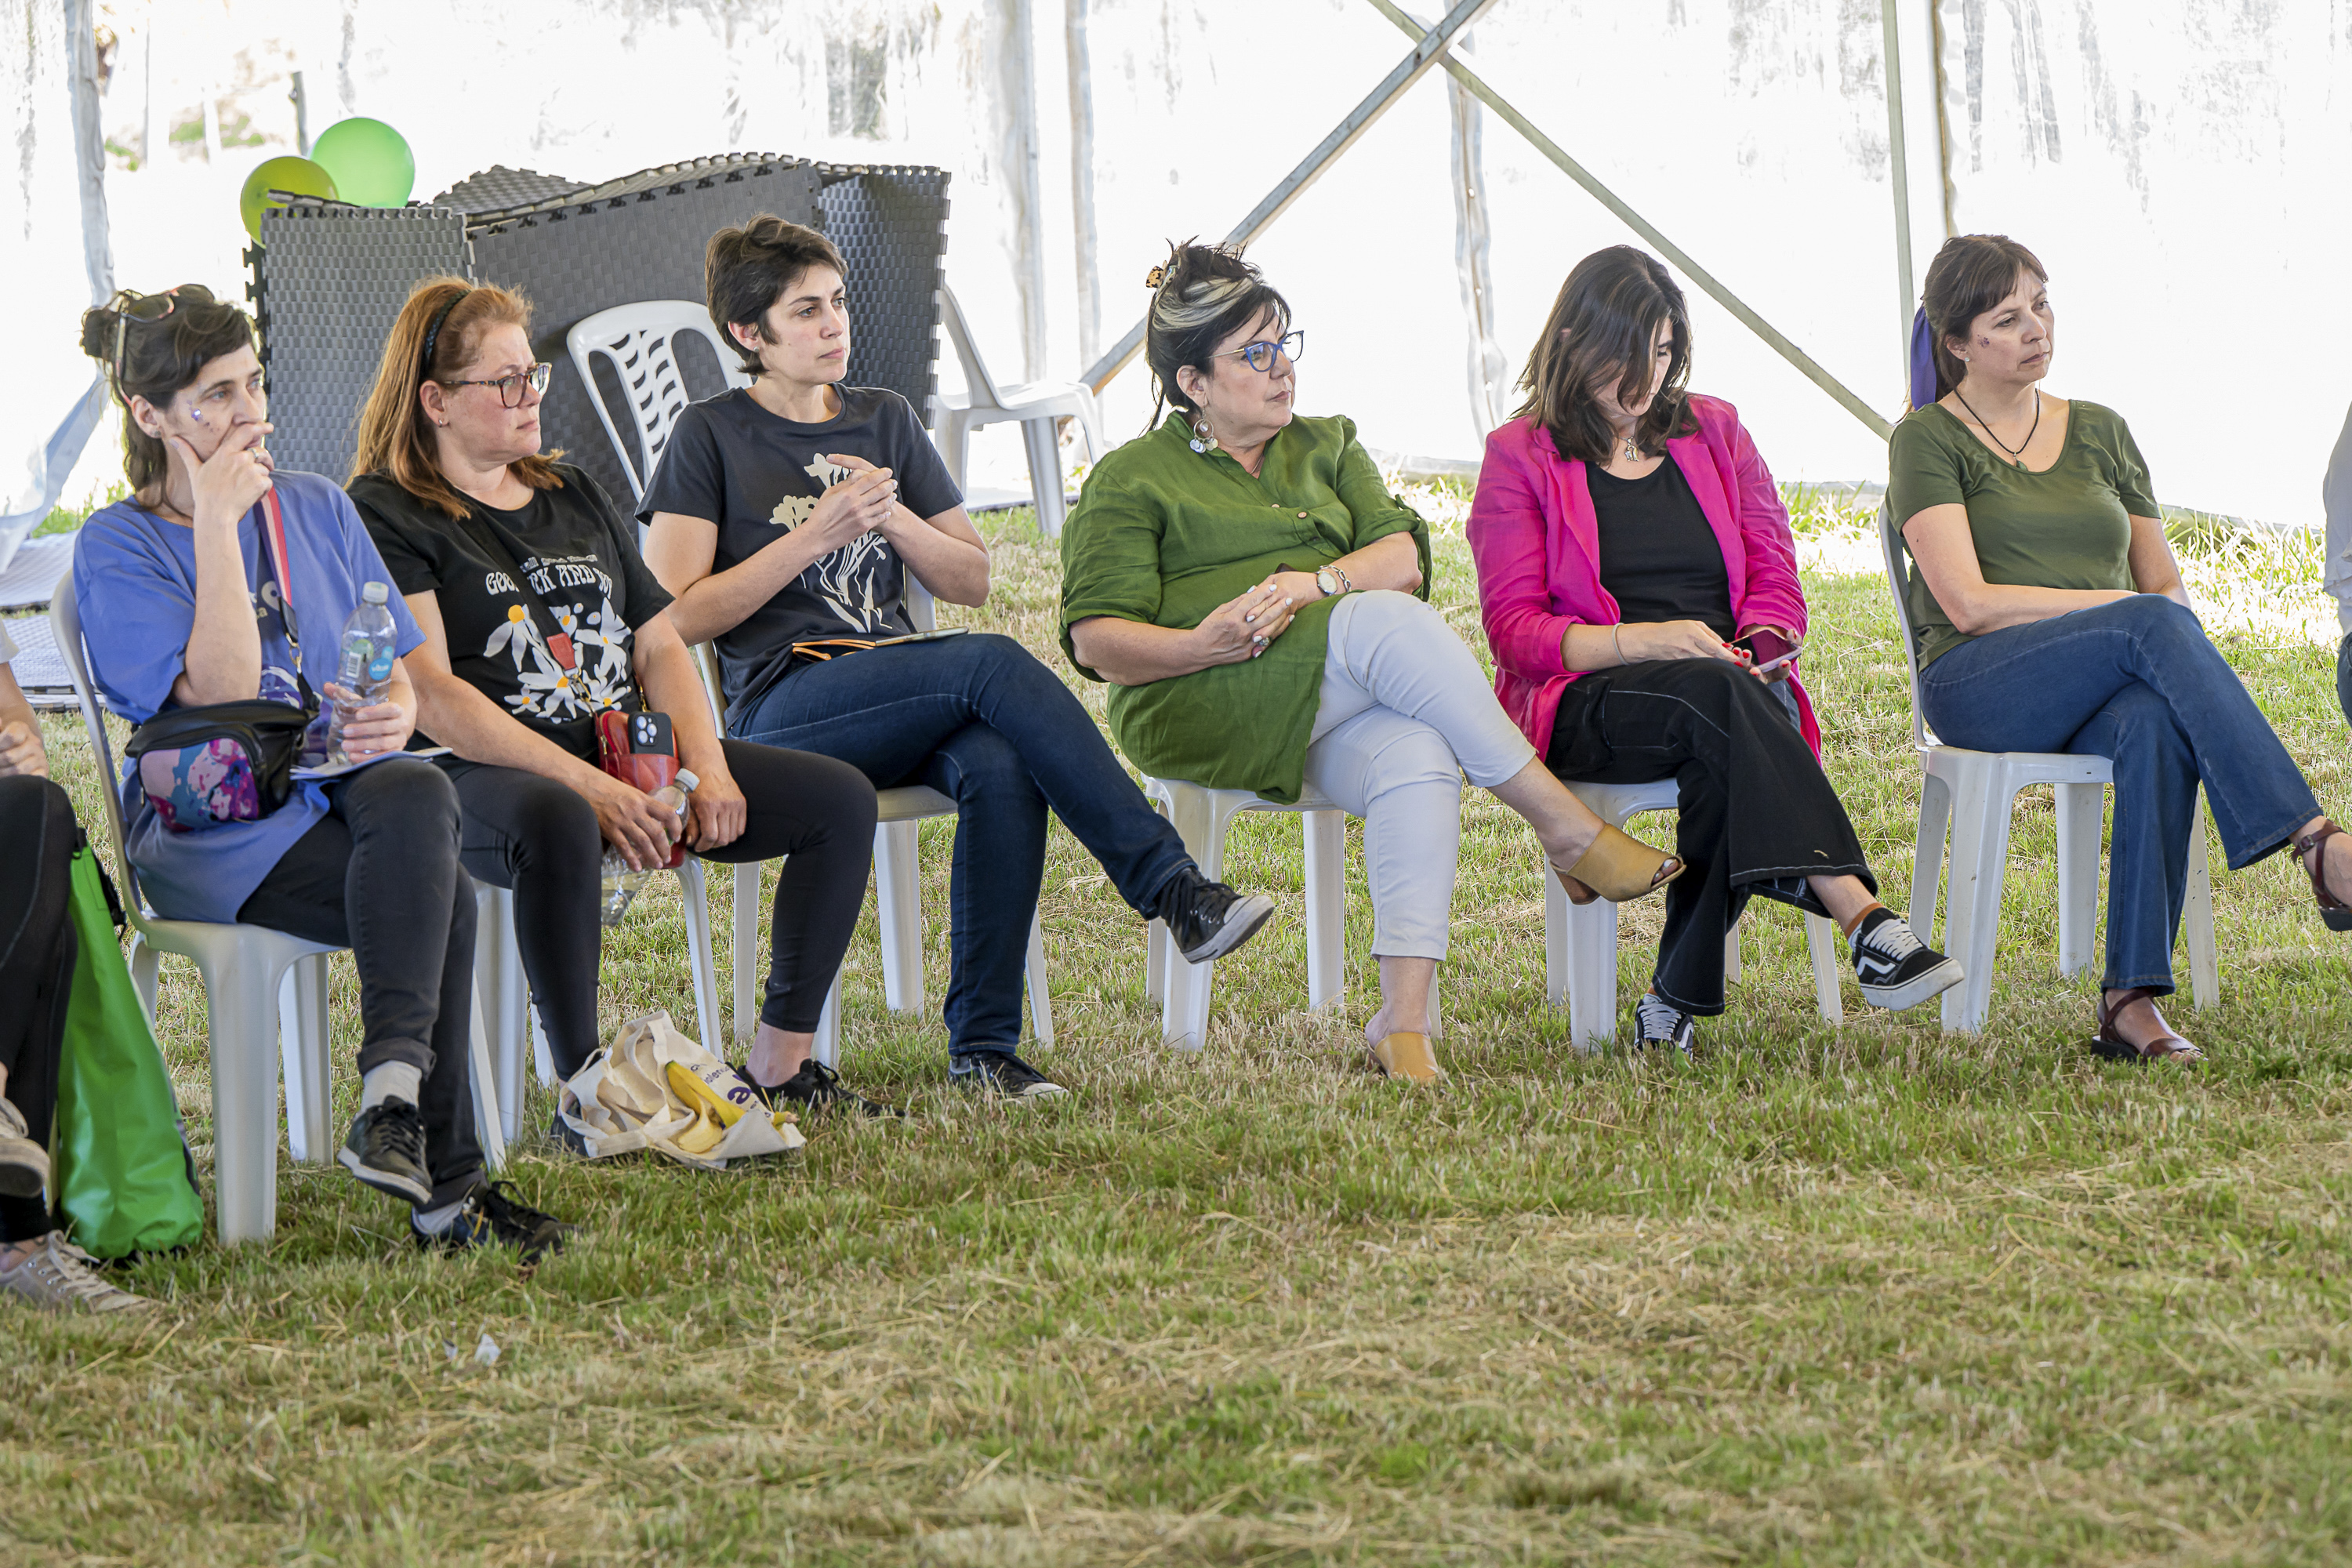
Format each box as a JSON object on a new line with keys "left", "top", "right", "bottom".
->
{"left": 1730, "top": 626, "right": 1799, "bottom": 681}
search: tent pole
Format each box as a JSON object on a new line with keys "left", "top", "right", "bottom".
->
{"left": 1362, "top": 0, "right": 1889, "bottom": 441}
{"left": 1882, "top": 0, "right": 1915, "bottom": 390}
{"left": 1082, "top": 0, "right": 1503, "bottom": 394}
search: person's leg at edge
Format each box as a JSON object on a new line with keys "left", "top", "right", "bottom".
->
{"left": 0, "top": 777, "right": 78, "bottom": 1253}
{"left": 2071, "top": 684, "right": 2202, "bottom": 1051}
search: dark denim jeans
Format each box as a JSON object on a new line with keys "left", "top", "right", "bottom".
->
{"left": 1919, "top": 594, "right": 2318, "bottom": 995}
{"left": 2336, "top": 630, "right": 2352, "bottom": 730}
{"left": 729, "top": 632, "right": 1193, "bottom": 1054}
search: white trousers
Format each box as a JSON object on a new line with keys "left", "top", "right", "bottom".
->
{"left": 1301, "top": 590, "right": 1540, "bottom": 960}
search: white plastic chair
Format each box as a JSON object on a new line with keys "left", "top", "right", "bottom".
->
{"left": 564, "top": 301, "right": 753, "bottom": 504}
{"left": 1544, "top": 779, "right": 1845, "bottom": 1053}
{"left": 50, "top": 583, "right": 506, "bottom": 1243}
{"left": 934, "top": 284, "right": 1106, "bottom": 539}
{"left": 1139, "top": 778, "right": 1353, "bottom": 1051}
{"left": 1876, "top": 505, "right": 2218, "bottom": 1030}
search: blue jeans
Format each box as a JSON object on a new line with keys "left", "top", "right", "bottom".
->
{"left": 2336, "top": 630, "right": 2352, "bottom": 729}
{"left": 730, "top": 633, "right": 1193, "bottom": 1054}
{"left": 1918, "top": 594, "right": 2318, "bottom": 995}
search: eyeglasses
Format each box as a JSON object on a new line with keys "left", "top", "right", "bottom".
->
{"left": 443, "top": 362, "right": 553, "bottom": 408}
{"left": 1214, "top": 330, "right": 1305, "bottom": 373}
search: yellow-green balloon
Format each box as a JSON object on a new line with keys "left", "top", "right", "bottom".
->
{"left": 309, "top": 118, "right": 415, "bottom": 208}
{"left": 238, "top": 156, "right": 339, "bottom": 244}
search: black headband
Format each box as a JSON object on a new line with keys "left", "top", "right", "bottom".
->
{"left": 419, "top": 289, "right": 470, "bottom": 380}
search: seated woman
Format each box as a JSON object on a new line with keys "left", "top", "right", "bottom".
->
{"left": 71, "top": 286, "right": 564, "bottom": 1256}
{"left": 0, "top": 633, "right": 149, "bottom": 1310}
{"left": 641, "top": 217, "right": 1275, "bottom": 1102}
{"left": 1061, "top": 241, "right": 1686, "bottom": 1083}
{"left": 347, "top": 279, "right": 883, "bottom": 1116}
{"left": 1469, "top": 246, "right": 1962, "bottom": 1055}
{"left": 1899, "top": 235, "right": 2352, "bottom": 1061}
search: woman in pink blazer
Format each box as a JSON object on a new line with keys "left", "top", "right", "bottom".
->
{"left": 1468, "top": 247, "right": 1962, "bottom": 1055}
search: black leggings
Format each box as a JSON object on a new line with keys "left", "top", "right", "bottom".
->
{"left": 236, "top": 757, "right": 483, "bottom": 1209}
{"left": 0, "top": 777, "right": 78, "bottom": 1241}
{"left": 443, "top": 739, "right": 877, "bottom": 1078}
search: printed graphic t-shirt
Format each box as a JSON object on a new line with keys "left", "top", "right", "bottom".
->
{"left": 637, "top": 386, "right": 962, "bottom": 717}
{"left": 350, "top": 465, "right": 673, "bottom": 761}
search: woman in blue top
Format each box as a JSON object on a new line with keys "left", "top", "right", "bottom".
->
{"left": 69, "top": 286, "right": 565, "bottom": 1258}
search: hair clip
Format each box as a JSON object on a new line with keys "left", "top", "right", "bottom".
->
{"left": 1145, "top": 265, "right": 1167, "bottom": 289}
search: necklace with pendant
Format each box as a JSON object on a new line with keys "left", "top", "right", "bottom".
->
{"left": 1951, "top": 387, "right": 2041, "bottom": 466}
{"left": 1621, "top": 435, "right": 1640, "bottom": 463}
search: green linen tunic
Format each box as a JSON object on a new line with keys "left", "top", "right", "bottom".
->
{"left": 1059, "top": 411, "right": 1432, "bottom": 803}
{"left": 1888, "top": 400, "right": 2160, "bottom": 670}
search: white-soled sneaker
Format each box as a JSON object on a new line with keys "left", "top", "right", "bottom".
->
{"left": 0, "top": 1097, "right": 49, "bottom": 1200}
{"left": 1849, "top": 907, "right": 1965, "bottom": 1011}
{"left": 1633, "top": 992, "right": 1695, "bottom": 1058}
{"left": 0, "top": 1232, "right": 152, "bottom": 1314}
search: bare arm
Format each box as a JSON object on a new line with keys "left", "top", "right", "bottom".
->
{"left": 0, "top": 666, "right": 47, "bottom": 779}
{"left": 169, "top": 426, "right": 275, "bottom": 707}
{"left": 1900, "top": 503, "right": 2139, "bottom": 637}
{"left": 2126, "top": 514, "right": 2193, "bottom": 608}
{"left": 1559, "top": 619, "right": 1748, "bottom": 673}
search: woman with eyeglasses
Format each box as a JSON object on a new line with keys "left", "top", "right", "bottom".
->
{"left": 1061, "top": 241, "right": 1685, "bottom": 1084}
{"left": 345, "top": 278, "right": 883, "bottom": 1121}
{"left": 68, "top": 285, "right": 566, "bottom": 1259}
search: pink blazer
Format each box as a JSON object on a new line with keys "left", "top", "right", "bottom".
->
{"left": 1466, "top": 394, "right": 1820, "bottom": 759}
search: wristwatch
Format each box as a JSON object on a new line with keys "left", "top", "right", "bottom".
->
{"left": 1316, "top": 565, "right": 1349, "bottom": 597}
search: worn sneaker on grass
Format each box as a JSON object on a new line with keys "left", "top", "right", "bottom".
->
{"left": 1849, "top": 907, "right": 1964, "bottom": 1011}
{"left": 339, "top": 1101, "right": 432, "bottom": 1203}
{"left": 949, "top": 1050, "right": 1069, "bottom": 1100}
{"left": 0, "top": 1096, "right": 50, "bottom": 1200}
{"left": 1156, "top": 868, "right": 1276, "bottom": 964}
{"left": 747, "top": 1059, "right": 902, "bottom": 1119}
{"left": 0, "top": 1232, "right": 151, "bottom": 1313}
{"left": 415, "top": 1181, "right": 569, "bottom": 1265}
{"left": 546, "top": 1110, "right": 592, "bottom": 1159}
{"left": 1633, "top": 992, "right": 1695, "bottom": 1058}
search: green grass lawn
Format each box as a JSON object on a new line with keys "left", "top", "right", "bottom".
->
{"left": 10, "top": 488, "right": 2352, "bottom": 1565}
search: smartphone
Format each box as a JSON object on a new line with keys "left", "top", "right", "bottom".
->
{"left": 873, "top": 627, "right": 971, "bottom": 648}
{"left": 1730, "top": 628, "right": 1798, "bottom": 677}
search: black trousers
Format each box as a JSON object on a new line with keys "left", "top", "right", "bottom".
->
{"left": 1548, "top": 659, "right": 1874, "bottom": 1015}
{"left": 443, "top": 739, "right": 877, "bottom": 1079}
{"left": 0, "top": 777, "right": 78, "bottom": 1241}
{"left": 236, "top": 757, "right": 483, "bottom": 1209}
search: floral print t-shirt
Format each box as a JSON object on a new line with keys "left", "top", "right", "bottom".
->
{"left": 349, "top": 464, "right": 673, "bottom": 761}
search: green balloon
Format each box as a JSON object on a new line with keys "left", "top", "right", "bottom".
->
{"left": 309, "top": 118, "right": 416, "bottom": 208}
{"left": 238, "top": 156, "right": 339, "bottom": 244}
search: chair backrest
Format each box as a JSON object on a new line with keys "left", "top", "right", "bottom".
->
{"left": 565, "top": 301, "right": 753, "bottom": 504}
{"left": 47, "top": 569, "right": 156, "bottom": 926}
{"left": 937, "top": 285, "right": 1006, "bottom": 409}
{"left": 1875, "top": 502, "right": 1933, "bottom": 750}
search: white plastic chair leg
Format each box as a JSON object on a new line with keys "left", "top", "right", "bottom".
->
{"left": 531, "top": 1011, "right": 557, "bottom": 1086}
{"left": 1941, "top": 763, "right": 2013, "bottom": 1033}
{"left": 1160, "top": 786, "right": 1237, "bottom": 1051}
{"left": 1542, "top": 869, "right": 1570, "bottom": 1007}
{"left": 1563, "top": 894, "right": 1621, "bottom": 1054}
{"left": 473, "top": 884, "right": 528, "bottom": 1145}
{"left": 1803, "top": 913, "right": 1844, "bottom": 1023}
{"left": 733, "top": 862, "right": 760, "bottom": 1044}
{"left": 940, "top": 409, "right": 975, "bottom": 491}
{"left": 1301, "top": 808, "right": 1345, "bottom": 1011}
{"left": 2055, "top": 779, "right": 2104, "bottom": 980}
{"left": 1145, "top": 918, "right": 1168, "bottom": 1004}
{"left": 467, "top": 980, "right": 506, "bottom": 1172}
{"left": 278, "top": 953, "right": 332, "bottom": 1163}
{"left": 1023, "top": 416, "right": 1067, "bottom": 538}
{"left": 1722, "top": 920, "right": 1743, "bottom": 985}
{"left": 812, "top": 972, "right": 842, "bottom": 1070}
{"left": 2183, "top": 800, "right": 2218, "bottom": 1009}
{"left": 1910, "top": 769, "right": 1954, "bottom": 937}
{"left": 874, "top": 820, "right": 925, "bottom": 1014}
{"left": 208, "top": 952, "right": 289, "bottom": 1245}
{"left": 129, "top": 935, "right": 159, "bottom": 1022}
{"left": 1023, "top": 909, "right": 1054, "bottom": 1045}
{"left": 676, "top": 858, "right": 724, "bottom": 1051}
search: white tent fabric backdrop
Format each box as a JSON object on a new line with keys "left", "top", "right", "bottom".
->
{"left": 28, "top": 0, "right": 2352, "bottom": 528}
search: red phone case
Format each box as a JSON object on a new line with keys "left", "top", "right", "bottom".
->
{"left": 595, "top": 710, "right": 687, "bottom": 869}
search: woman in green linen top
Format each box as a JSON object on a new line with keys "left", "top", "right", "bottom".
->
{"left": 1894, "top": 234, "right": 2352, "bottom": 1065}
{"left": 1061, "top": 241, "right": 1682, "bottom": 1084}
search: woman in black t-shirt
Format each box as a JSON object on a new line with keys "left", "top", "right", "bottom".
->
{"left": 347, "top": 278, "right": 883, "bottom": 1117}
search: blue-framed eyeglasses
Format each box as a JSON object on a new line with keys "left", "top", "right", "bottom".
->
{"left": 1215, "top": 330, "right": 1305, "bottom": 373}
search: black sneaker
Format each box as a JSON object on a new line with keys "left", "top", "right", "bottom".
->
{"left": 746, "top": 1059, "right": 902, "bottom": 1119}
{"left": 948, "top": 1050, "right": 1069, "bottom": 1100}
{"left": 339, "top": 1101, "right": 431, "bottom": 1203}
{"left": 1155, "top": 868, "right": 1276, "bottom": 964}
{"left": 415, "top": 1181, "right": 569, "bottom": 1265}
{"left": 1849, "top": 907, "right": 1965, "bottom": 1011}
{"left": 546, "top": 1110, "right": 592, "bottom": 1158}
{"left": 1633, "top": 992, "right": 1695, "bottom": 1058}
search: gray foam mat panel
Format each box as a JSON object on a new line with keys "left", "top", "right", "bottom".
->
{"left": 819, "top": 165, "right": 951, "bottom": 430}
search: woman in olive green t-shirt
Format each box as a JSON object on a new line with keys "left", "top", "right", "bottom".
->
{"left": 1061, "top": 243, "right": 1681, "bottom": 1084}
{"left": 1895, "top": 234, "right": 2352, "bottom": 1064}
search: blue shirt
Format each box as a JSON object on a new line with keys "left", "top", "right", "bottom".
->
{"left": 73, "top": 472, "right": 423, "bottom": 924}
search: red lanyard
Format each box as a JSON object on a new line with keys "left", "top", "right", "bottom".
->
{"left": 256, "top": 488, "right": 302, "bottom": 656}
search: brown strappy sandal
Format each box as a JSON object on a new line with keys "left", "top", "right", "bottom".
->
{"left": 2091, "top": 987, "right": 2203, "bottom": 1065}
{"left": 1550, "top": 823, "right": 1686, "bottom": 907}
{"left": 2291, "top": 820, "right": 2352, "bottom": 931}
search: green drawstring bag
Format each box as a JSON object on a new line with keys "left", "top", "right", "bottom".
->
{"left": 52, "top": 833, "right": 204, "bottom": 1258}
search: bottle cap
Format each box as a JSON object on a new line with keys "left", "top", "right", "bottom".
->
{"left": 675, "top": 769, "right": 699, "bottom": 792}
{"left": 361, "top": 581, "right": 389, "bottom": 604}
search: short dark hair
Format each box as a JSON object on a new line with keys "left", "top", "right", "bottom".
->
{"left": 1921, "top": 234, "right": 2048, "bottom": 399}
{"left": 1141, "top": 239, "right": 1290, "bottom": 425}
{"left": 78, "top": 285, "right": 257, "bottom": 491}
{"left": 705, "top": 215, "right": 849, "bottom": 375}
{"left": 1510, "top": 246, "right": 1695, "bottom": 466}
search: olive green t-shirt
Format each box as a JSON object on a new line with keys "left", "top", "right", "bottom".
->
{"left": 1888, "top": 400, "right": 2159, "bottom": 670}
{"left": 1059, "top": 411, "right": 1432, "bottom": 803}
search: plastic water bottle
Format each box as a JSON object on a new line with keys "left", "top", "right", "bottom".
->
{"left": 597, "top": 770, "right": 699, "bottom": 927}
{"left": 326, "top": 583, "right": 398, "bottom": 764}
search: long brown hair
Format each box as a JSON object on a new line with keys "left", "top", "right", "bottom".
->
{"left": 1511, "top": 246, "right": 1695, "bottom": 465}
{"left": 350, "top": 276, "right": 565, "bottom": 517}
{"left": 1919, "top": 234, "right": 2047, "bottom": 401}
{"left": 78, "top": 285, "right": 256, "bottom": 492}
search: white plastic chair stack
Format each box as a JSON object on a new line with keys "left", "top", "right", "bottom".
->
{"left": 1875, "top": 505, "right": 2218, "bottom": 1030}
{"left": 1140, "top": 779, "right": 1354, "bottom": 1051}
{"left": 1545, "top": 779, "right": 1846, "bottom": 1054}
{"left": 933, "top": 285, "right": 1106, "bottom": 539}
{"left": 50, "top": 581, "right": 506, "bottom": 1243}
